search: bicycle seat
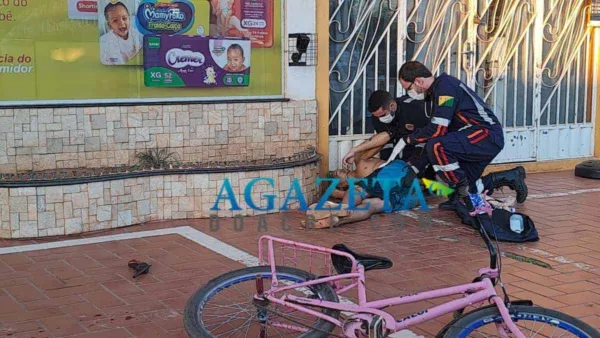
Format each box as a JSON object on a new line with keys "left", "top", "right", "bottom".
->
{"left": 331, "top": 244, "right": 393, "bottom": 274}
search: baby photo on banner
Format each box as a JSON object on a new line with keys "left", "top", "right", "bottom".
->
{"left": 210, "top": 39, "right": 251, "bottom": 73}
{"left": 98, "top": 0, "right": 144, "bottom": 65}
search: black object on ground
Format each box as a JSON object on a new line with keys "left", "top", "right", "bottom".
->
{"left": 575, "top": 160, "right": 600, "bottom": 179}
{"left": 128, "top": 259, "right": 151, "bottom": 278}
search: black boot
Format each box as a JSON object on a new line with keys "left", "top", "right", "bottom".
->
{"left": 439, "top": 180, "right": 472, "bottom": 211}
{"left": 438, "top": 192, "right": 457, "bottom": 211}
{"left": 488, "top": 166, "right": 528, "bottom": 203}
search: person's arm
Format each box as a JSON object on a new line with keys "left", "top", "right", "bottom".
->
{"left": 357, "top": 132, "right": 391, "bottom": 153}
{"left": 342, "top": 132, "right": 390, "bottom": 165}
{"left": 344, "top": 119, "right": 414, "bottom": 165}
{"left": 405, "top": 81, "right": 458, "bottom": 145}
{"left": 357, "top": 144, "right": 384, "bottom": 162}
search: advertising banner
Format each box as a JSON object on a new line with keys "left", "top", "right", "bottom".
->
{"left": 0, "top": 0, "right": 282, "bottom": 105}
{"left": 143, "top": 35, "right": 251, "bottom": 88}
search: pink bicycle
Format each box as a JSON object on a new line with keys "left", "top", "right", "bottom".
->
{"left": 184, "top": 216, "right": 600, "bottom": 337}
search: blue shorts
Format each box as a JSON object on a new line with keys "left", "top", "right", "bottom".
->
{"left": 358, "top": 160, "right": 418, "bottom": 212}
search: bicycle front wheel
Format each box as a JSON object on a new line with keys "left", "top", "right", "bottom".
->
{"left": 183, "top": 266, "right": 341, "bottom": 338}
{"left": 443, "top": 304, "right": 600, "bottom": 337}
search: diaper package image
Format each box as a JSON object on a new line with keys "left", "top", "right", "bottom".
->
{"left": 143, "top": 35, "right": 251, "bottom": 88}
{"left": 98, "top": 0, "right": 210, "bottom": 66}
{"left": 208, "top": 0, "right": 274, "bottom": 48}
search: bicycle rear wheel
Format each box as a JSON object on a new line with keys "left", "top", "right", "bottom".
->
{"left": 442, "top": 304, "right": 600, "bottom": 337}
{"left": 183, "top": 266, "right": 341, "bottom": 338}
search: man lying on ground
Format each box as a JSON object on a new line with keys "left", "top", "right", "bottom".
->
{"left": 309, "top": 139, "right": 526, "bottom": 229}
{"left": 307, "top": 139, "right": 422, "bottom": 229}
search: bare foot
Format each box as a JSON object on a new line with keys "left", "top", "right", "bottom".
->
{"left": 299, "top": 214, "right": 346, "bottom": 229}
{"left": 306, "top": 202, "right": 349, "bottom": 220}
{"left": 314, "top": 216, "right": 340, "bottom": 229}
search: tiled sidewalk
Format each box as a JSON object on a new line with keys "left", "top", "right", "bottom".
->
{"left": 1, "top": 170, "right": 600, "bottom": 337}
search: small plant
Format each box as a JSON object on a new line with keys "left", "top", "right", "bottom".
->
{"left": 135, "top": 147, "right": 178, "bottom": 169}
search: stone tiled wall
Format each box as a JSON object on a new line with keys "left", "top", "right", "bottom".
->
{"left": 0, "top": 161, "right": 319, "bottom": 239}
{"left": 0, "top": 101, "right": 317, "bottom": 173}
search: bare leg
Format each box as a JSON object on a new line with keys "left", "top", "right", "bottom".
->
{"left": 342, "top": 186, "right": 366, "bottom": 208}
{"left": 314, "top": 198, "right": 385, "bottom": 228}
{"left": 305, "top": 186, "right": 365, "bottom": 224}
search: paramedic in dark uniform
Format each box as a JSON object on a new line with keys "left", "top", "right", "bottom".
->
{"left": 368, "top": 90, "right": 436, "bottom": 180}
{"left": 397, "top": 61, "right": 505, "bottom": 214}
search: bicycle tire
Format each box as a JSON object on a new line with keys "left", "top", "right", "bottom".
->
{"left": 183, "top": 265, "right": 341, "bottom": 338}
{"left": 441, "top": 304, "right": 600, "bottom": 337}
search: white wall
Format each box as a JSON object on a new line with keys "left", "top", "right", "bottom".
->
{"left": 285, "top": 0, "right": 317, "bottom": 100}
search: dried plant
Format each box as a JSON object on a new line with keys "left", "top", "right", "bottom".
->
{"left": 135, "top": 147, "right": 178, "bottom": 169}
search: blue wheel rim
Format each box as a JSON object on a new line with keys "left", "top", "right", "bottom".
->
{"left": 459, "top": 312, "right": 592, "bottom": 337}
{"left": 205, "top": 272, "right": 306, "bottom": 301}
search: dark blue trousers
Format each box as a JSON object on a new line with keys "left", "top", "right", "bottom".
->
{"left": 423, "top": 125, "right": 504, "bottom": 193}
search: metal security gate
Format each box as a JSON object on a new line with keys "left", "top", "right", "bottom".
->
{"left": 328, "top": 0, "right": 597, "bottom": 170}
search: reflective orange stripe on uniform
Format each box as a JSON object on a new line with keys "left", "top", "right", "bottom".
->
{"left": 468, "top": 129, "right": 484, "bottom": 139}
{"left": 469, "top": 129, "right": 489, "bottom": 144}
{"left": 456, "top": 112, "right": 470, "bottom": 125}
{"left": 416, "top": 125, "right": 447, "bottom": 143}
{"left": 433, "top": 142, "right": 459, "bottom": 184}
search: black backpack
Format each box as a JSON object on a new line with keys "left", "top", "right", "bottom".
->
{"left": 454, "top": 202, "right": 539, "bottom": 243}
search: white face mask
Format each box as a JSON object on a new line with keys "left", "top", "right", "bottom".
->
{"left": 378, "top": 112, "right": 394, "bottom": 124}
{"left": 408, "top": 89, "right": 425, "bottom": 101}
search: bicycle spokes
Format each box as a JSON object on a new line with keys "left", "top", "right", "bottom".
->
{"left": 201, "top": 274, "right": 334, "bottom": 337}
{"left": 255, "top": 273, "right": 269, "bottom": 333}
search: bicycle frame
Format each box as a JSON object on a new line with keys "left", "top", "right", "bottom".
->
{"left": 257, "top": 235, "right": 526, "bottom": 338}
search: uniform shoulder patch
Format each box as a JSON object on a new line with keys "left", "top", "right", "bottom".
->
{"left": 438, "top": 95, "right": 455, "bottom": 108}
